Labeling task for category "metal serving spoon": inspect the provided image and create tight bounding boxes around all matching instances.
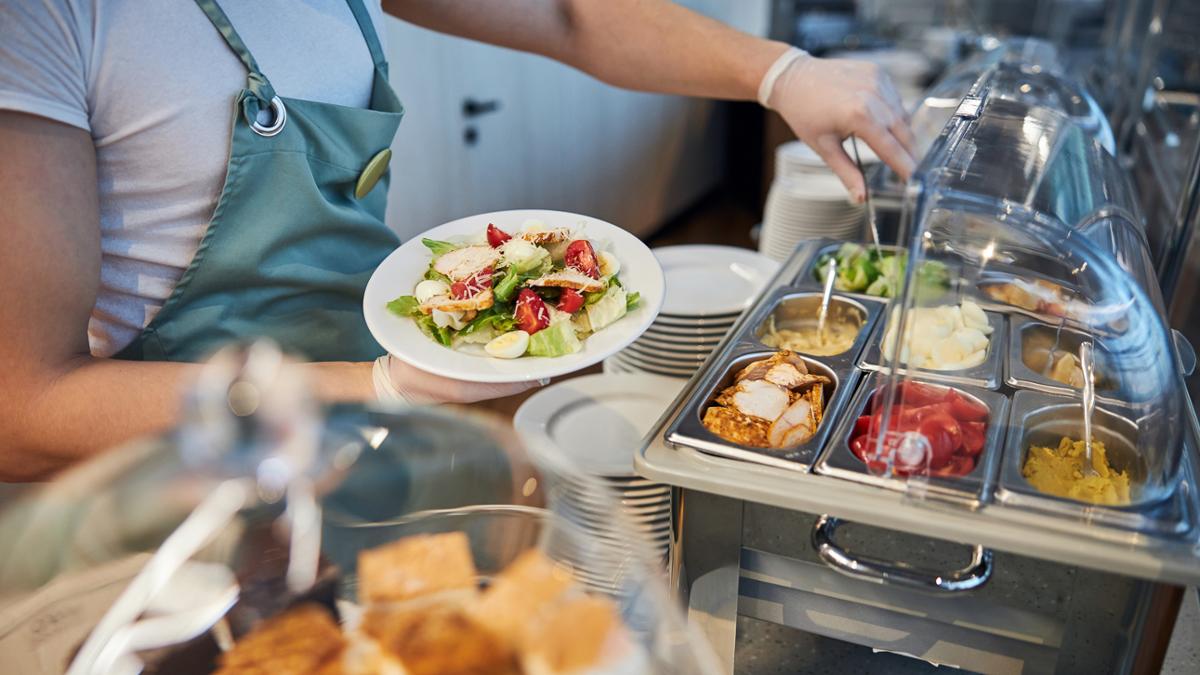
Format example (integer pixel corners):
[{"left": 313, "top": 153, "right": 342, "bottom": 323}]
[
  {"left": 1079, "top": 341, "right": 1099, "bottom": 478},
  {"left": 817, "top": 258, "right": 837, "bottom": 347}
]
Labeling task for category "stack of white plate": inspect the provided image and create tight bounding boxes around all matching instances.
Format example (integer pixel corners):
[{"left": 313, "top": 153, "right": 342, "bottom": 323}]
[
  {"left": 605, "top": 246, "right": 779, "bottom": 378},
  {"left": 514, "top": 374, "right": 686, "bottom": 572},
  {"left": 760, "top": 141, "right": 874, "bottom": 262}
]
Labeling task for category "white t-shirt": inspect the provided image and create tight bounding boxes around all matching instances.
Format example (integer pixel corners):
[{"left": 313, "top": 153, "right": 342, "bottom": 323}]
[{"left": 0, "top": 0, "right": 389, "bottom": 357}]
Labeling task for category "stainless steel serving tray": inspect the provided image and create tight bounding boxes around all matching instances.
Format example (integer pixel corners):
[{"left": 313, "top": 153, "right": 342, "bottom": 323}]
[
  {"left": 814, "top": 372, "right": 1009, "bottom": 509},
  {"left": 639, "top": 238, "right": 1200, "bottom": 585},
  {"left": 996, "top": 390, "right": 1194, "bottom": 535},
  {"left": 858, "top": 309, "right": 1007, "bottom": 391}
]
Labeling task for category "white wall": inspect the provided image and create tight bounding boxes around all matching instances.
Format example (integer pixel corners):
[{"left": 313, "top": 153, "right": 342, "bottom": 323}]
[{"left": 380, "top": 1, "right": 771, "bottom": 241}]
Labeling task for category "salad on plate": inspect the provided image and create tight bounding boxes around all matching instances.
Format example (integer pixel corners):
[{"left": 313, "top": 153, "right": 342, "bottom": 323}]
[{"left": 386, "top": 221, "right": 640, "bottom": 359}]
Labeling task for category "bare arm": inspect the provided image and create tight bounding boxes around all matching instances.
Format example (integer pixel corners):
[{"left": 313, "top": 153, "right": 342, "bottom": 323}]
[
  {"left": 382, "top": 0, "right": 914, "bottom": 198},
  {"left": 0, "top": 112, "right": 373, "bottom": 480},
  {"left": 384, "top": 0, "right": 783, "bottom": 101}
]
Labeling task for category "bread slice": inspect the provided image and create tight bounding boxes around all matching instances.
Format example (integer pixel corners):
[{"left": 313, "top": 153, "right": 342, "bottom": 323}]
[
  {"left": 215, "top": 604, "right": 344, "bottom": 675},
  {"left": 365, "top": 603, "right": 521, "bottom": 675},
  {"left": 469, "top": 550, "right": 574, "bottom": 644},
  {"left": 357, "top": 532, "right": 477, "bottom": 604},
  {"left": 520, "top": 595, "right": 626, "bottom": 674}
]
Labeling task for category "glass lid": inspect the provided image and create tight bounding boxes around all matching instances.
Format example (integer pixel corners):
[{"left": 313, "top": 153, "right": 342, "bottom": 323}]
[
  {"left": 886, "top": 37, "right": 1116, "bottom": 196},
  {"left": 0, "top": 343, "right": 717, "bottom": 675},
  {"left": 855, "top": 74, "right": 1188, "bottom": 515}
]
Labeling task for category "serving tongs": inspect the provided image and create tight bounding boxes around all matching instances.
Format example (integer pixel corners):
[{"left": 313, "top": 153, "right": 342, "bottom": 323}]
[
  {"left": 1079, "top": 341, "right": 1099, "bottom": 478},
  {"left": 850, "top": 136, "right": 883, "bottom": 261},
  {"left": 816, "top": 258, "right": 837, "bottom": 348}
]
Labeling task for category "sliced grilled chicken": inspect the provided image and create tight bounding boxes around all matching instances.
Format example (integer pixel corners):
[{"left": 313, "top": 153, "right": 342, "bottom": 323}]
[
  {"left": 767, "top": 395, "right": 819, "bottom": 448},
  {"left": 432, "top": 245, "right": 501, "bottom": 281},
  {"left": 519, "top": 227, "right": 572, "bottom": 245},
  {"left": 702, "top": 407, "right": 770, "bottom": 448},
  {"left": 735, "top": 351, "right": 809, "bottom": 383},
  {"left": 419, "top": 289, "right": 495, "bottom": 314},
  {"left": 526, "top": 269, "right": 605, "bottom": 293},
  {"left": 715, "top": 379, "right": 789, "bottom": 422}
]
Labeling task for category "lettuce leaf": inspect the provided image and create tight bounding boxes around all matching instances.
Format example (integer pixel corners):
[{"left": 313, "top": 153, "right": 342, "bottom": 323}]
[
  {"left": 422, "top": 238, "right": 459, "bottom": 257},
  {"left": 387, "top": 295, "right": 422, "bottom": 317},
  {"left": 625, "top": 291, "right": 641, "bottom": 311},
  {"left": 460, "top": 306, "right": 516, "bottom": 337},
  {"left": 415, "top": 315, "right": 453, "bottom": 346},
  {"left": 528, "top": 321, "right": 582, "bottom": 357}
]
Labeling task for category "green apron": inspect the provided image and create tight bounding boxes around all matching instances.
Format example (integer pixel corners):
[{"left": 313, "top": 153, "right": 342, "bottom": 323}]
[{"left": 115, "top": 0, "right": 403, "bottom": 363}]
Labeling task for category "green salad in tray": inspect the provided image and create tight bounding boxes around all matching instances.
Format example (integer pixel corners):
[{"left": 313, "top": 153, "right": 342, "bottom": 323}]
[
  {"left": 387, "top": 222, "right": 639, "bottom": 359},
  {"left": 814, "top": 242, "right": 949, "bottom": 299}
]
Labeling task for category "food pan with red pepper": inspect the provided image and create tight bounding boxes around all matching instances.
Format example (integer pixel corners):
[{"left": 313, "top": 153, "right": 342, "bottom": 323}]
[
  {"left": 815, "top": 373, "right": 1009, "bottom": 505},
  {"left": 666, "top": 349, "right": 863, "bottom": 472}
]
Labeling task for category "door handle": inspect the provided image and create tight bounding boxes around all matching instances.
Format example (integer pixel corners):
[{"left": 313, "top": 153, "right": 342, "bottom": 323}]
[
  {"left": 463, "top": 98, "right": 501, "bottom": 118},
  {"left": 811, "top": 515, "right": 993, "bottom": 593}
]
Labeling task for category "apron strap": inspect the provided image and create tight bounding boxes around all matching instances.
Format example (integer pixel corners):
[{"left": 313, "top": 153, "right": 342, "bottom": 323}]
[
  {"left": 343, "top": 0, "right": 390, "bottom": 77},
  {"left": 191, "top": 0, "right": 278, "bottom": 126}
]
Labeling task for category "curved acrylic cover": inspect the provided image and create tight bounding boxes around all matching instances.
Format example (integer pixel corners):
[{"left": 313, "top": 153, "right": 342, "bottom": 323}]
[
  {"left": 0, "top": 347, "right": 717, "bottom": 675},
  {"left": 891, "top": 37, "right": 1116, "bottom": 191},
  {"left": 863, "top": 70, "right": 1186, "bottom": 510}
]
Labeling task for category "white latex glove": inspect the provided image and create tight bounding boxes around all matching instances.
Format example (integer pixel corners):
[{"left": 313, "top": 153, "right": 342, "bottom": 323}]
[
  {"left": 372, "top": 354, "right": 544, "bottom": 405},
  {"left": 760, "top": 47, "right": 917, "bottom": 202}
]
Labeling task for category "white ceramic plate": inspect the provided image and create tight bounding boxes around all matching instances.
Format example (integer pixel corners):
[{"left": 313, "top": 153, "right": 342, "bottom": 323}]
[
  {"left": 513, "top": 373, "right": 686, "bottom": 477},
  {"left": 611, "top": 352, "right": 699, "bottom": 377},
  {"left": 653, "top": 246, "right": 779, "bottom": 317},
  {"left": 364, "top": 210, "right": 665, "bottom": 383}
]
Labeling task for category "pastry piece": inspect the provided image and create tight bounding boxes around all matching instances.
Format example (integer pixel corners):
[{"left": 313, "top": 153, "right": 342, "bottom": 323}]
[
  {"left": 469, "top": 550, "right": 575, "bottom": 644},
  {"left": 521, "top": 595, "right": 628, "bottom": 675},
  {"left": 215, "top": 604, "right": 344, "bottom": 675},
  {"left": 702, "top": 406, "right": 770, "bottom": 447},
  {"left": 365, "top": 603, "right": 521, "bottom": 675},
  {"left": 357, "top": 532, "right": 477, "bottom": 604}
]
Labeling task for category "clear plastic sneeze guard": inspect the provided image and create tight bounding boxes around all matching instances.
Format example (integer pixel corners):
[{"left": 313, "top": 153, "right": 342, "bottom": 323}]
[
  {"left": 866, "top": 64, "right": 1187, "bottom": 516},
  {"left": 0, "top": 343, "right": 719, "bottom": 675}
]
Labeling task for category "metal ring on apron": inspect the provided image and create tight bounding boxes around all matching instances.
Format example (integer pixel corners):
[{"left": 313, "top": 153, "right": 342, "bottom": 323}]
[{"left": 250, "top": 96, "right": 288, "bottom": 137}]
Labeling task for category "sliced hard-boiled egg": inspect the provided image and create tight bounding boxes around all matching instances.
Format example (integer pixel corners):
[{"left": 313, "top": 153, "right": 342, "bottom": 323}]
[
  {"left": 597, "top": 250, "right": 621, "bottom": 278},
  {"left": 485, "top": 330, "right": 530, "bottom": 359},
  {"left": 960, "top": 300, "right": 990, "bottom": 332},
  {"left": 521, "top": 219, "right": 548, "bottom": 233},
  {"left": 414, "top": 279, "right": 450, "bottom": 303},
  {"left": 432, "top": 309, "right": 468, "bottom": 330}
]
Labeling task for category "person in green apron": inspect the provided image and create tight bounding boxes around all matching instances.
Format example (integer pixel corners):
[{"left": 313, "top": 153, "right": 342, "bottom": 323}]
[{"left": 0, "top": 0, "right": 914, "bottom": 481}]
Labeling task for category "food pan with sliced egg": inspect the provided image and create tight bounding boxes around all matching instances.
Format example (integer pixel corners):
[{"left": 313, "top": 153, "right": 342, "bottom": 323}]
[{"left": 857, "top": 298, "right": 1007, "bottom": 390}]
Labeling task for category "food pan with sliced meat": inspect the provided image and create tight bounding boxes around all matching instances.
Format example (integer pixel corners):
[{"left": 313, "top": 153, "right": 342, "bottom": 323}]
[{"left": 700, "top": 351, "right": 833, "bottom": 450}]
